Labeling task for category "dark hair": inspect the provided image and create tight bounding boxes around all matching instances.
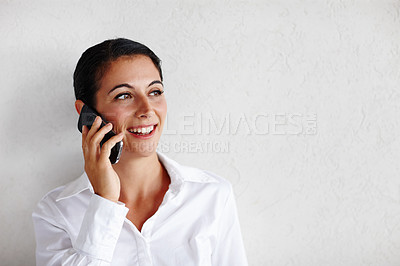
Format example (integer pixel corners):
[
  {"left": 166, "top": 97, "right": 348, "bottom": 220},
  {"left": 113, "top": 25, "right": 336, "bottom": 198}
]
[{"left": 73, "top": 38, "right": 163, "bottom": 108}]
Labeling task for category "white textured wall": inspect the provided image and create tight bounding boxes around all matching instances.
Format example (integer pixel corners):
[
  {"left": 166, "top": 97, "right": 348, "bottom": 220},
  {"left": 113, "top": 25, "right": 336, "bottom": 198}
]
[{"left": 1, "top": 1, "right": 400, "bottom": 265}]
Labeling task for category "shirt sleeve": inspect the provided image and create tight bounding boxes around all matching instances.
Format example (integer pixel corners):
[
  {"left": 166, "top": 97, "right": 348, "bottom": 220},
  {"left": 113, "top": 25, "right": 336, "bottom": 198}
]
[
  {"left": 212, "top": 185, "right": 248, "bottom": 266},
  {"left": 32, "top": 194, "right": 129, "bottom": 265}
]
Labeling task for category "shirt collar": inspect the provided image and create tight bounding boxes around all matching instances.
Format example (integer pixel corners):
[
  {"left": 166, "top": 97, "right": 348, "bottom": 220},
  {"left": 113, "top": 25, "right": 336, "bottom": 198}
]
[
  {"left": 56, "top": 152, "right": 218, "bottom": 201},
  {"left": 55, "top": 172, "right": 93, "bottom": 202},
  {"left": 157, "top": 152, "right": 219, "bottom": 194}
]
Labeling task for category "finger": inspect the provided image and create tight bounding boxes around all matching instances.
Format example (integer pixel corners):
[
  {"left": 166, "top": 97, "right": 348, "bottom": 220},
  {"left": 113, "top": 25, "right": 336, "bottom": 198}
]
[
  {"left": 81, "top": 125, "right": 89, "bottom": 155},
  {"left": 86, "top": 124, "right": 112, "bottom": 162},
  {"left": 90, "top": 122, "right": 114, "bottom": 147},
  {"left": 82, "top": 125, "right": 88, "bottom": 140},
  {"left": 84, "top": 117, "right": 104, "bottom": 161},
  {"left": 85, "top": 117, "right": 104, "bottom": 153},
  {"left": 85, "top": 116, "right": 103, "bottom": 143},
  {"left": 99, "top": 132, "right": 124, "bottom": 162}
]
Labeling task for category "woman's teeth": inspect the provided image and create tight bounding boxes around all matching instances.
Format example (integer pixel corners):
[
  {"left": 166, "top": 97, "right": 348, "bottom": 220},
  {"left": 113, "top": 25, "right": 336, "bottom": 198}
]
[{"left": 128, "top": 125, "right": 154, "bottom": 135}]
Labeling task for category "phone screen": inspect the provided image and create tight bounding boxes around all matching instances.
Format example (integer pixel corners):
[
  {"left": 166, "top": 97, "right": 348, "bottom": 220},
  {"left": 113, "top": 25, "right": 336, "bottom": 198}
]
[{"left": 77, "top": 105, "right": 123, "bottom": 164}]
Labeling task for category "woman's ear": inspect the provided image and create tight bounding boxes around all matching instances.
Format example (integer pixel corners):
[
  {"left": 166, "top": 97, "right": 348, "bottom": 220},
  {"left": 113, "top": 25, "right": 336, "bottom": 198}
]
[{"left": 75, "top": 100, "right": 85, "bottom": 115}]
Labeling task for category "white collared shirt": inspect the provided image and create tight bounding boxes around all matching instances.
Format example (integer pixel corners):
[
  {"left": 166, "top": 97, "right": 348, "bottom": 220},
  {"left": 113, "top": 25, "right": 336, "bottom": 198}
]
[{"left": 32, "top": 153, "right": 248, "bottom": 265}]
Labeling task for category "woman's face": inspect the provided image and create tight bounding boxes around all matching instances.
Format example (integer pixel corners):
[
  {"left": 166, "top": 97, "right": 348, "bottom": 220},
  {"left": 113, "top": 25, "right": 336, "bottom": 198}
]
[{"left": 94, "top": 55, "right": 167, "bottom": 157}]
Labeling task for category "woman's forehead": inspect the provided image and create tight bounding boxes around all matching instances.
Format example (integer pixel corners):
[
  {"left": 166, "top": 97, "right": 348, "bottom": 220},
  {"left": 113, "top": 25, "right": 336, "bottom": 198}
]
[{"left": 98, "top": 56, "right": 161, "bottom": 91}]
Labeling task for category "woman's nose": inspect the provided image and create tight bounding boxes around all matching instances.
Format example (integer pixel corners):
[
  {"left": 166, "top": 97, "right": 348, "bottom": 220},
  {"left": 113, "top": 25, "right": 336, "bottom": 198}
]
[{"left": 134, "top": 96, "right": 154, "bottom": 118}]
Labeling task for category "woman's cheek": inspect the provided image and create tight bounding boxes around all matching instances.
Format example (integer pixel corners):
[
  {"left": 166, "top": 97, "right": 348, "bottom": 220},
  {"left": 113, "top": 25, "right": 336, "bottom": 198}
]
[
  {"left": 157, "top": 99, "right": 167, "bottom": 120},
  {"left": 103, "top": 107, "right": 127, "bottom": 132}
]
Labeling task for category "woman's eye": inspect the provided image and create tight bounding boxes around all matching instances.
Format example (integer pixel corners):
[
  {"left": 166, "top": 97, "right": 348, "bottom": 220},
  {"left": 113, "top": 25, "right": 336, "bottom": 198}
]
[
  {"left": 115, "top": 93, "right": 131, "bottom": 100},
  {"left": 149, "top": 90, "right": 164, "bottom": 96}
]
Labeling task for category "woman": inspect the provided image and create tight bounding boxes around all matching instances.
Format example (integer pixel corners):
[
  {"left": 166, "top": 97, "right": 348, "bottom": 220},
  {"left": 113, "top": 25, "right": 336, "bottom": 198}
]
[{"left": 32, "top": 38, "right": 248, "bottom": 265}]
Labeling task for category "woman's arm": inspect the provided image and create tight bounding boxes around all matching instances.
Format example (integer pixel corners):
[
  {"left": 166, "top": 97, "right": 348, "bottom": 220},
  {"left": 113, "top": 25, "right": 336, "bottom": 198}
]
[
  {"left": 32, "top": 193, "right": 128, "bottom": 265},
  {"left": 32, "top": 112, "right": 127, "bottom": 265}
]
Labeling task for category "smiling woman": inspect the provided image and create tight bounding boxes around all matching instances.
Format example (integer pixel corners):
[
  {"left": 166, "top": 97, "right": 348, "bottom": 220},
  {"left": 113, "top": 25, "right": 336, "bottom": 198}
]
[{"left": 32, "top": 38, "right": 248, "bottom": 266}]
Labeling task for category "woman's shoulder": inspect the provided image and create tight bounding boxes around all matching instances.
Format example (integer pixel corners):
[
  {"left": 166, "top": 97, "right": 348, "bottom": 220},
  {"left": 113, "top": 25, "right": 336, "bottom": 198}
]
[
  {"left": 167, "top": 163, "right": 237, "bottom": 220},
  {"left": 196, "top": 168, "right": 233, "bottom": 190}
]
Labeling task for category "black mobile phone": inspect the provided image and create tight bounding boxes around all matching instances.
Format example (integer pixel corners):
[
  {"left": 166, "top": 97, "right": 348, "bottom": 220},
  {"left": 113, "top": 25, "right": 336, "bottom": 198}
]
[{"left": 77, "top": 104, "right": 123, "bottom": 164}]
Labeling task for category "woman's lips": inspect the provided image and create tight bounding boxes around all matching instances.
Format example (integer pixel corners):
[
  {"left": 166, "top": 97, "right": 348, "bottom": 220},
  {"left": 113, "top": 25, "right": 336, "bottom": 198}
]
[{"left": 126, "top": 124, "right": 157, "bottom": 139}]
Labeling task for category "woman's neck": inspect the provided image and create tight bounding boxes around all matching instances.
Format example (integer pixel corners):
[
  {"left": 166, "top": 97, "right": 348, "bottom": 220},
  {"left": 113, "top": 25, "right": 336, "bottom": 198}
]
[{"left": 112, "top": 152, "right": 170, "bottom": 203}]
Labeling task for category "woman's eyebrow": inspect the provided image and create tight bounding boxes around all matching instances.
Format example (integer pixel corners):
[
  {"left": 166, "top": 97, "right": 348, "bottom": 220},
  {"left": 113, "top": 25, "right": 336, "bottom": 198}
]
[
  {"left": 148, "top": 80, "right": 163, "bottom": 87},
  {"left": 108, "top": 81, "right": 163, "bottom": 94},
  {"left": 108, "top": 83, "right": 134, "bottom": 94}
]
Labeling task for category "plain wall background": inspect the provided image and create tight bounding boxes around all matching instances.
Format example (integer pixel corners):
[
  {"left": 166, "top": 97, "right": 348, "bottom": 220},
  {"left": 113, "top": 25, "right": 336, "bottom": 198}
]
[{"left": 1, "top": 1, "right": 400, "bottom": 265}]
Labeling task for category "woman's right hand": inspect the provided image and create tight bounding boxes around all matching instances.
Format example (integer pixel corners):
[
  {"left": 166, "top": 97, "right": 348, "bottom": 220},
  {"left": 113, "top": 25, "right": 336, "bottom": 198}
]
[{"left": 81, "top": 116, "right": 124, "bottom": 203}]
